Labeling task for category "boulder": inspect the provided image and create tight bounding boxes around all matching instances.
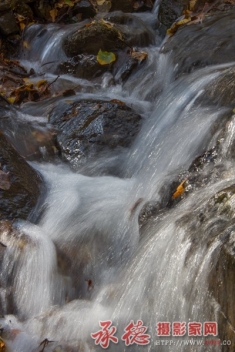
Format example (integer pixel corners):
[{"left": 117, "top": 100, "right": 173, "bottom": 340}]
[
  {"left": 0, "top": 12, "right": 19, "bottom": 36},
  {"left": 158, "top": 0, "right": 188, "bottom": 31},
  {"left": 161, "top": 9, "right": 235, "bottom": 76},
  {"left": 62, "top": 20, "right": 126, "bottom": 57},
  {"left": 49, "top": 99, "right": 142, "bottom": 169},
  {"left": 197, "top": 67, "right": 235, "bottom": 108},
  {"left": 71, "top": 0, "right": 97, "bottom": 20},
  {"left": 110, "top": 0, "right": 133, "bottom": 13},
  {"left": 207, "top": 186, "right": 235, "bottom": 351},
  {"left": 0, "top": 132, "right": 42, "bottom": 220}
]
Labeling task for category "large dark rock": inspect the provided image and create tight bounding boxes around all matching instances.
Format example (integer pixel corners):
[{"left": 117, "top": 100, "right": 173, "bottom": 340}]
[
  {"left": 58, "top": 54, "right": 108, "bottom": 80},
  {"left": 49, "top": 99, "right": 142, "bottom": 169},
  {"left": 71, "top": 0, "right": 97, "bottom": 19},
  {"left": 0, "top": 132, "right": 41, "bottom": 220},
  {"left": 62, "top": 20, "right": 127, "bottom": 57},
  {"left": 162, "top": 9, "right": 235, "bottom": 77},
  {"left": 198, "top": 67, "right": 235, "bottom": 108},
  {"left": 207, "top": 186, "right": 235, "bottom": 351},
  {"left": 110, "top": 0, "right": 134, "bottom": 13},
  {"left": 158, "top": 0, "right": 188, "bottom": 31},
  {"left": 0, "top": 12, "right": 19, "bottom": 36},
  {"left": 60, "top": 18, "right": 149, "bottom": 81}
]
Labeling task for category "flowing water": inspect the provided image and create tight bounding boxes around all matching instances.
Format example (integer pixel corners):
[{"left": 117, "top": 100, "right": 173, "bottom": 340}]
[{"left": 1, "top": 6, "right": 235, "bottom": 352}]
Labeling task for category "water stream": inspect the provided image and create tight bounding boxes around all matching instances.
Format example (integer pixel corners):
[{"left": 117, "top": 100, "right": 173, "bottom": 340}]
[{"left": 0, "top": 5, "right": 234, "bottom": 352}]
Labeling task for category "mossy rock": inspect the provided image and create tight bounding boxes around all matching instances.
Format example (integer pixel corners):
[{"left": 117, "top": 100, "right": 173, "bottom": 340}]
[{"left": 62, "top": 20, "right": 126, "bottom": 57}]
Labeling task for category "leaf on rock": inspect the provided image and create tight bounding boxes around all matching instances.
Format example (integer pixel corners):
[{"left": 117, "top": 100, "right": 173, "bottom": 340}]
[
  {"left": 0, "top": 338, "right": 5, "bottom": 352},
  {"left": 97, "top": 0, "right": 106, "bottom": 4},
  {"left": 131, "top": 50, "right": 148, "bottom": 62},
  {"left": 50, "top": 8, "right": 58, "bottom": 22},
  {"left": 97, "top": 49, "right": 116, "bottom": 65},
  {"left": 36, "top": 79, "right": 47, "bottom": 88},
  {"left": 167, "top": 17, "right": 191, "bottom": 36},
  {"left": 64, "top": 0, "right": 74, "bottom": 6},
  {"left": 172, "top": 179, "right": 187, "bottom": 199},
  {"left": 23, "top": 41, "right": 31, "bottom": 49}
]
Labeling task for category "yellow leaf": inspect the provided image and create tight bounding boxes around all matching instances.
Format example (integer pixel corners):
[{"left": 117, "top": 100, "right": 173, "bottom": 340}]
[
  {"left": 20, "top": 22, "right": 26, "bottom": 31},
  {"left": 97, "top": 0, "right": 106, "bottom": 4},
  {"left": 23, "top": 41, "right": 30, "bottom": 49},
  {"left": 172, "top": 179, "right": 187, "bottom": 199},
  {"left": 233, "top": 108, "right": 235, "bottom": 114},
  {"left": 50, "top": 8, "right": 58, "bottom": 22},
  {"left": 16, "top": 14, "right": 26, "bottom": 22},
  {"left": 97, "top": 49, "right": 116, "bottom": 65},
  {"left": 189, "top": 0, "right": 197, "bottom": 10},
  {"left": 167, "top": 17, "right": 191, "bottom": 36},
  {"left": 7, "top": 97, "right": 16, "bottom": 104},
  {"left": 64, "top": 0, "right": 74, "bottom": 6},
  {"left": 37, "top": 79, "right": 47, "bottom": 88}
]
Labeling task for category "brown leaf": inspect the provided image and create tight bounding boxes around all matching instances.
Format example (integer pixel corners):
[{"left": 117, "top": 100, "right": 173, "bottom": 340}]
[
  {"left": 0, "top": 338, "right": 5, "bottom": 352},
  {"left": 172, "top": 179, "right": 187, "bottom": 199},
  {"left": 131, "top": 50, "right": 148, "bottom": 62},
  {"left": 49, "top": 8, "right": 58, "bottom": 22}
]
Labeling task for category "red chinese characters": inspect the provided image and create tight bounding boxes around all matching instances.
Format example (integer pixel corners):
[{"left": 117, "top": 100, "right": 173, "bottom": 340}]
[
  {"left": 172, "top": 322, "right": 186, "bottom": 336},
  {"left": 203, "top": 322, "right": 217, "bottom": 336},
  {"left": 121, "top": 320, "right": 150, "bottom": 346},
  {"left": 188, "top": 322, "right": 202, "bottom": 336},
  {"left": 91, "top": 320, "right": 118, "bottom": 348},
  {"left": 156, "top": 322, "right": 171, "bottom": 336}
]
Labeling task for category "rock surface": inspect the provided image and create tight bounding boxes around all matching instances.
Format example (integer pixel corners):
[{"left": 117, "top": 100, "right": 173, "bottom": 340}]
[
  {"left": 162, "top": 9, "right": 235, "bottom": 76},
  {"left": 0, "top": 132, "right": 41, "bottom": 220},
  {"left": 49, "top": 99, "right": 142, "bottom": 169},
  {"left": 62, "top": 20, "right": 126, "bottom": 57}
]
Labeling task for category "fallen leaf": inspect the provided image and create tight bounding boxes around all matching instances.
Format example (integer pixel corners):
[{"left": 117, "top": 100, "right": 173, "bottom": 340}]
[
  {"left": 131, "top": 50, "right": 148, "bottom": 62},
  {"left": 20, "top": 22, "right": 26, "bottom": 31},
  {"left": 167, "top": 17, "right": 191, "bottom": 36},
  {"left": 23, "top": 41, "right": 30, "bottom": 49},
  {"left": 187, "top": 13, "right": 205, "bottom": 25},
  {"left": 97, "top": 0, "right": 106, "bottom": 4},
  {"left": 0, "top": 337, "right": 5, "bottom": 351},
  {"left": 7, "top": 97, "right": 15, "bottom": 104},
  {"left": 64, "top": 0, "right": 74, "bottom": 6},
  {"left": 36, "top": 79, "right": 47, "bottom": 88},
  {"left": 50, "top": 8, "right": 58, "bottom": 22},
  {"left": 172, "top": 179, "right": 187, "bottom": 199},
  {"left": 97, "top": 49, "right": 116, "bottom": 65}
]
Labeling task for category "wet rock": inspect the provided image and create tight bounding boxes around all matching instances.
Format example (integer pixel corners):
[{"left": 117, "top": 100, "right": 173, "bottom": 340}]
[
  {"left": 162, "top": 9, "right": 235, "bottom": 76},
  {"left": 207, "top": 186, "right": 235, "bottom": 351},
  {"left": 71, "top": 0, "right": 97, "bottom": 20},
  {"left": 110, "top": 0, "right": 134, "bottom": 13},
  {"left": 62, "top": 20, "right": 126, "bottom": 57},
  {"left": 0, "top": 132, "right": 42, "bottom": 220},
  {"left": 158, "top": 0, "right": 188, "bottom": 31},
  {"left": 49, "top": 99, "right": 142, "bottom": 169},
  {"left": 0, "top": 12, "right": 19, "bottom": 36},
  {"left": 103, "top": 11, "right": 155, "bottom": 47},
  {"left": 58, "top": 54, "right": 107, "bottom": 80},
  {"left": 198, "top": 67, "right": 235, "bottom": 108}
]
